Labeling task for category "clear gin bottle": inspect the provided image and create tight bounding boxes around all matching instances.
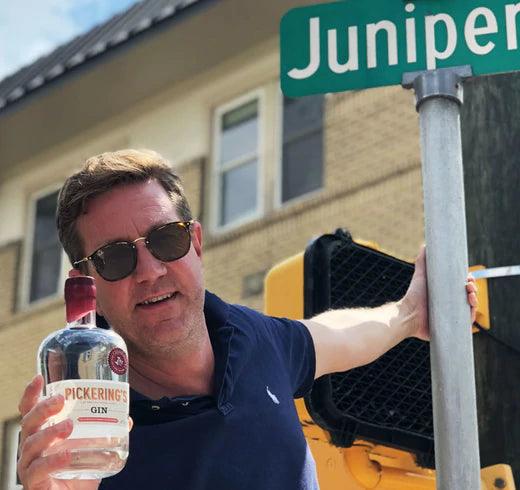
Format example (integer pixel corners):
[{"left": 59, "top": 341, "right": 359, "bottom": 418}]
[{"left": 37, "top": 276, "right": 129, "bottom": 479}]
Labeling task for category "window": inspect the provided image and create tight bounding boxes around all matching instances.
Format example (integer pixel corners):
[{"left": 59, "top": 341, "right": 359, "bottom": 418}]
[
  {"left": 23, "top": 189, "right": 64, "bottom": 306},
  {"left": 213, "top": 94, "right": 262, "bottom": 229},
  {"left": 2, "top": 420, "right": 22, "bottom": 490},
  {"left": 280, "top": 95, "right": 324, "bottom": 204}
]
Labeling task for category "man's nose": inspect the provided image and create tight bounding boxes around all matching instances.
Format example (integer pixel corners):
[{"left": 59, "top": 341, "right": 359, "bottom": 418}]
[{"left": 133, "top": 241, "right": 167, "bottom": 283}]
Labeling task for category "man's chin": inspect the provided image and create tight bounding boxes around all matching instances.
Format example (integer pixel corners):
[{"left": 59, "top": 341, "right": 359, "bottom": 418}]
[{"left": 136, "top": 322, "right": 192, "bottom": 355}]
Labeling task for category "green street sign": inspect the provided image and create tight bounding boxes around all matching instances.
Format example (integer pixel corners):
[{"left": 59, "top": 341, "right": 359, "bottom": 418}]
[{"left": 281, "top": 0, "right": 520, "bottom": 96}]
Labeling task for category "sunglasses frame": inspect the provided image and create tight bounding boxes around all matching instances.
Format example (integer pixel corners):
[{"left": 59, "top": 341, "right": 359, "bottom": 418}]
[{"left": 73, "top": 220, "right": 194, "bottom": 281}]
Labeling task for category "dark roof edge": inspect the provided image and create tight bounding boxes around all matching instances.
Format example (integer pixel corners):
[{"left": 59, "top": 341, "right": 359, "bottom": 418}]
[{"left": 0, "top": 0, "right": 210, "bottom": 115}]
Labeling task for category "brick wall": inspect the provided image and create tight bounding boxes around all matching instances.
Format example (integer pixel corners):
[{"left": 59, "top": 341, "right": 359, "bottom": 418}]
[
  {"left": 0, "top": 241, "right": 21, "bottom": 323},
  {"left": 177, "top": 157, "right": 204, "bottom": 222},
  {"left": 325, "top": 87, "right": 420, "bottom": 196},
  {"left": 0, "top": 301, "right": 64, "bottom": 483},
  {"left": 204, "top": 165, "right": 423, "bottom": 311}
]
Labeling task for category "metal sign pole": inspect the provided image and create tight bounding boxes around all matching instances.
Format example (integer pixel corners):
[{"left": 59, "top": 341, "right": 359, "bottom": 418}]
[{"left": 403, "top": 67, "right": 481, "bottom": 489}]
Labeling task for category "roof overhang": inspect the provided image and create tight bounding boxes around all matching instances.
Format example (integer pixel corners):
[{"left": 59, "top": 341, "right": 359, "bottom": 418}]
[{"left": 0, "top": 0, "right": 320, "bottom": 172}]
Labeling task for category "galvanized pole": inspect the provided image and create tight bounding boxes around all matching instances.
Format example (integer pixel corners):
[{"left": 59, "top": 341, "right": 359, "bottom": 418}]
[{"left": 402, "top": 67, "right": 481, "bottom": 489}]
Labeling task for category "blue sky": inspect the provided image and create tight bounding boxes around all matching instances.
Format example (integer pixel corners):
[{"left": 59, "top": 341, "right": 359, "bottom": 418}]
[{"left": 0, "top": 0, "right": 140, "bottom": 81}]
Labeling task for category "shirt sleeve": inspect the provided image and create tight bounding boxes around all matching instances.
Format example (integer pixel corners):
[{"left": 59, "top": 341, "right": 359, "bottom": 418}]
[{"left": 261, "top": 316, "right": 316, "bottom": 398}]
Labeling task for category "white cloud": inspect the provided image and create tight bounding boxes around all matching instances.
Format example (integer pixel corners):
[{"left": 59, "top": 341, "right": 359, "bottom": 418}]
[
  {"left": 0, "top": 0, "right": 138, "bottom": 81},
  {"left": 0, "top": 0, "right": 80, "bottom": 79}
]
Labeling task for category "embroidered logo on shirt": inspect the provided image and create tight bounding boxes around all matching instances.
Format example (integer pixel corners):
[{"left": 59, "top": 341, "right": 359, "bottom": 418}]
[{"left": 266, "top": 386, "right": 280, "bottom": 405}]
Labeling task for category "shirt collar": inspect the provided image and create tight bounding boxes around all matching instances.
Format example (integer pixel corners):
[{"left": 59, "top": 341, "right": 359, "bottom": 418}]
[
  {"left": 98, "top": 291, "right": 236, "bottom": 416},
  {"left": 203, "top": 290, "right": 234, "bottom": 413}
]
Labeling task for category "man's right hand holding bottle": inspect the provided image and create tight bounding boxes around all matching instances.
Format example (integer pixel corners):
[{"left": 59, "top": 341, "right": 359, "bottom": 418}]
[{"left": 17, "top": 374, "right": 100, "bottom": 490}]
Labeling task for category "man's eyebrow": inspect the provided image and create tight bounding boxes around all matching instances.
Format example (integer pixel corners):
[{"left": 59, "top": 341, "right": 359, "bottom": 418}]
[
  {"left": 90, "top": 236, "right": 131, "bottom": 253},
  {"left": 90, "top": 222, "right": 171, "bottom": 252}
]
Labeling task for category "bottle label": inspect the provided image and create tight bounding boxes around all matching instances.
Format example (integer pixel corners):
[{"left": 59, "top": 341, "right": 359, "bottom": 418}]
[{"left": 45, "top": 380, "right": 129, "bottom": 439}]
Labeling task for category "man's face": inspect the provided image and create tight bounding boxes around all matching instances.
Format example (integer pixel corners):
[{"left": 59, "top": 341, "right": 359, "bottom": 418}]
[{"left": 75, "top": 179, "right": 205, "bottom": 360}]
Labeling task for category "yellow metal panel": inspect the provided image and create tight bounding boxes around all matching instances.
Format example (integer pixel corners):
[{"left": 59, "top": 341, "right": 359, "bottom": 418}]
[
  {"left": 307, "top": 438, "right": 367, "bottom": 490},
  {"left": 469, "top": 265, "right": 491, "bottom": 330},
  {"left": 481, "top": 464, "right": 516, "bottom": 490},
  {"left": 264, "top": 252, "right": 304, "bottom": 320}
]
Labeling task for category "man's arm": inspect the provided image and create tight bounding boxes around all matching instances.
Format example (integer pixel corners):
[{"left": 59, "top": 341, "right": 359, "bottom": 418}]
[{"left": 300, "top": 247, "right": 478, "bottom": 379}]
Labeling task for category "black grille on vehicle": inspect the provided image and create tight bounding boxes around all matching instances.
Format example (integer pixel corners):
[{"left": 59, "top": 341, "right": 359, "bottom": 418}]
[{"left": 304, "top": 229, "right": 435, "bottom": 468}]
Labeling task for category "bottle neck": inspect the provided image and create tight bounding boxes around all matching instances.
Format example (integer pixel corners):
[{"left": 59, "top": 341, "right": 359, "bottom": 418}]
[{"left": 68, "top": 309, "right": 96, "bottom": 329}]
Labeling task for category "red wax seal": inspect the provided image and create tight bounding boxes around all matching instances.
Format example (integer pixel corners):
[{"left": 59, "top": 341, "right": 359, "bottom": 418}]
[
  {"left": 108, "top": 348, "right": 128, "bottom": 375},
  {"left": 65, "top": 276, "right": 96, "bottom": 322}
]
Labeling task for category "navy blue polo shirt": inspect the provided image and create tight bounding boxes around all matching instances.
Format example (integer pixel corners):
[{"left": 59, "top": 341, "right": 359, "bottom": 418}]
[{"left": 99, "top": 291, "right": 318, "bottom": 490}]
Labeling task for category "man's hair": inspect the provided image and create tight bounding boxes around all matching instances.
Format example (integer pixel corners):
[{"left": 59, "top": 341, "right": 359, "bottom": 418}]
[{"left": 57, "top": 149, "right": 193, "bottom": 269}]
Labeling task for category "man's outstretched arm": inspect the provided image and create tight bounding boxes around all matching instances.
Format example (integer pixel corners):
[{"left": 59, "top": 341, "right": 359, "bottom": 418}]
[{"left": 300, "top": 247, "right": 478, "bottom": 379}]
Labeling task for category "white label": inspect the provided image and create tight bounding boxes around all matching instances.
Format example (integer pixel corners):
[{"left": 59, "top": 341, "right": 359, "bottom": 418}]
[{"left": 45, "top": 380, "right": 129, "bottom": 439}]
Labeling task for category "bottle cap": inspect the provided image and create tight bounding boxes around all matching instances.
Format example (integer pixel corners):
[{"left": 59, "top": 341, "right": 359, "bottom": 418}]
[{"left": 65, "top": 276, "right": 96, "bottom": 323}]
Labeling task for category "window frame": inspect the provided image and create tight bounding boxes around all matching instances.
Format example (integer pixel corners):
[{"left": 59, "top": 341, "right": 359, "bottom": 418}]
[
  {"left": 274, "top": 90, "right": 325, "bottom": 209},
  {"left": 2, "top": 419, "right": 22, "bottom": 490},
  {"left": 19, "top": 184, "right": 68, "bottom": 311},
  {"left": 210, "top": 89, "right": 265, "bottom": 234}
]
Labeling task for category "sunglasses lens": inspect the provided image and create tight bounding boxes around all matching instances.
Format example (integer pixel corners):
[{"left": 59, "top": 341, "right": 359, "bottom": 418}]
[
  {"left": 92, "top": 243, "right": 137, "bottom": 281},
  {"left": 148, "top": 222, "right": 191, "bottom": 262}
]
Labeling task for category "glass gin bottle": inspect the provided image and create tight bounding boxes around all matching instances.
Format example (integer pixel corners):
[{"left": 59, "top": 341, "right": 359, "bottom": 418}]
[{"left": 38, "top": 276, "right": 129, "bottom": 479}]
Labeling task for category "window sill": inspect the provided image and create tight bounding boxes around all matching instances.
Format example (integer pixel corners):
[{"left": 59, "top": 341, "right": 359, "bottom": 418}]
[
  {"left": 1, "top": 294, "right": 64, "bottom": 330},
  {"left": 209, "top": 209, "right": 263, "bottom": 237},
  {"left": 205, "top": 189, "right": 325, "bottom": 250},
  {"left": 276, "top": 187, "right": 324, "bottom": 211}
]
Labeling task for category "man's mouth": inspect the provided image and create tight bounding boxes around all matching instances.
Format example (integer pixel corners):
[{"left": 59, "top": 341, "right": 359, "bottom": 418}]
[{"left": 137, "top": 292, "right": 177, "bottom": 307}]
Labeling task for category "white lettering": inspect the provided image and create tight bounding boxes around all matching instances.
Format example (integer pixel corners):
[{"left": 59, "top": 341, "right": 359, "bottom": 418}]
[
  {"left": 425, "top": 14, "right": 457, "bottom": 70},
  {"left": 328, "top": 26, "right": 359, "bottom": 73},
  {"left": 465, "top": 8, "right": 497, "bottom": 55},
  {"left": 288, "top": 17, "right": 320, "bottom": 80},
  {"left": 506, "top": 3, "right": 520, "bottom": 50},
  {"left": 366, "top": 20, "right": 398, "bottom": 69},
  {"left": 405, "top": 3, "right": 417, "bottom": 63}
]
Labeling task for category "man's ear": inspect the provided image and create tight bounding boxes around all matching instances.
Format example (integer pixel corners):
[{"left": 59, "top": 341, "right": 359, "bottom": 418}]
[{"left": 191, "top": 221, "right": 203, "bottom": 258}]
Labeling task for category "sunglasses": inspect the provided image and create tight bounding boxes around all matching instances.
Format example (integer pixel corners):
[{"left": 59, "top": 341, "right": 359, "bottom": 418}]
[{"left": 73, "top": 220, "right": 194, "bottom": 281}]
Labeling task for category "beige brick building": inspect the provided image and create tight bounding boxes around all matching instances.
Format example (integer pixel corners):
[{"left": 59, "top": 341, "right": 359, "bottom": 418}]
[{"left": 0, "top": 1, "right": 423, "bottom": 487}]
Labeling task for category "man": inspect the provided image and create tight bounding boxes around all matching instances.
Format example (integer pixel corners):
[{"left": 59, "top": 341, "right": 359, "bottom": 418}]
[{"left": 17, "top": 149, "right": 478, "bottom": 489}]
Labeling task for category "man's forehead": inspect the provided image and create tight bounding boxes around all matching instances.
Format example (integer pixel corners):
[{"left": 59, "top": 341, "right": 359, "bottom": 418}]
[
  {"left": 77, "top": 181, "right": 178, "bottom": 249},
  {"left": 84, "top": 180, "right": 173, "bottom": 213}
]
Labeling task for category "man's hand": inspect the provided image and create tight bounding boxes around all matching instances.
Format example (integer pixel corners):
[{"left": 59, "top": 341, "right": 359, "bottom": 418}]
[
  {"left": 401, "top": 246, "right": 479, "bottom": 341},
  {"left": 17, "top": 374, "right": 100, "bottom": 490}
]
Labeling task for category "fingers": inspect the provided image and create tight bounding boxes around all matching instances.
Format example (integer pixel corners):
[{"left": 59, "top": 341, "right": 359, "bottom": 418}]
[
  {"left": 18, "top": 394, "right": 67, "bottom": 484},
  {"left": 68, "top": 268, "right": 82, "bottom": 278},
  {"left": 414, "top": 245, "right": 426, "bottom": 274},
  {"left": 18, "top": 375, "right": 43, "bottom": 418},
  {"left": 412, "top": 247, "right": 478, "bottom": 324},
  {"left": 17, "top": 378, "right": 72, "bottom": 488},
  {"left": 21, "top": 450, "right": 72, "bottom": 489},
  {"left": 465, "top": 275, "right": 478, "bottom": 323},
  {"left": 18, "top": 419, "right": 72, "bottom": 476},
  {"left": 467, "top": 291, "right": 478, "bottom": 307},
  {"left": 20, "top": 395, "right": 65, "bottom": 447},
  {"left": 466, "top": 281, "right": 478, "bottom": 295}
]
